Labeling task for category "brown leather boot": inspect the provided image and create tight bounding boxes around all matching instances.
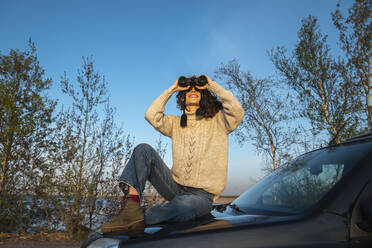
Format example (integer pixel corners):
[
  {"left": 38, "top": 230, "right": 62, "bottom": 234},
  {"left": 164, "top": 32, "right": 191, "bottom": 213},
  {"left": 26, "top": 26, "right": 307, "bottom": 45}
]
[{"left": 101, "top": 198, "right": 145, "bottom": 233}]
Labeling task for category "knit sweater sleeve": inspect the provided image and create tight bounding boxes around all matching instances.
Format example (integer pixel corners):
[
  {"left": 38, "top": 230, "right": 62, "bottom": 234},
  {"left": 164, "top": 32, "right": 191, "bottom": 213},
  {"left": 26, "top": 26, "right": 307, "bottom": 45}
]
[
  {"left": 145, "top": 89, "right": 176, "bottom": 138},
  {"left": 208, "top": 80, "right": 245, "bottom": 134}
]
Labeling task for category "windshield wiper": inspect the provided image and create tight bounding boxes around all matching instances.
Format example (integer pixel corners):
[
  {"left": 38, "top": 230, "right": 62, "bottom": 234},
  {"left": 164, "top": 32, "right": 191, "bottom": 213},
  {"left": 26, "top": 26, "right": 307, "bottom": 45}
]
[{"left": 229, "top": 203, "right": 246, "bottom": 214}]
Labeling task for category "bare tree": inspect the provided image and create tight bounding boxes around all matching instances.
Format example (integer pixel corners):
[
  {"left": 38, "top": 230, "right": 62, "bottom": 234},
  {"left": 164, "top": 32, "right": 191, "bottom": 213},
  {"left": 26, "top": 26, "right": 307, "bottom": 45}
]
[
  {"left": 92, "top": 103, "right": 134, "bottom": 227},
  {"left": 51, "top": 56, "right": 133, "bottom": 239},
  {"left": 216, "top": 60, "right": 298, "bottom": 171}
]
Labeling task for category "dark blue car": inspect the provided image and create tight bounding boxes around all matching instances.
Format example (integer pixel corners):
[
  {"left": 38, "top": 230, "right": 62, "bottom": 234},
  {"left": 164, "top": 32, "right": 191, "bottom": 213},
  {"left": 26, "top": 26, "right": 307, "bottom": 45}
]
[{"left": 82, "top": 133, "right": 372, "bottom": 248}]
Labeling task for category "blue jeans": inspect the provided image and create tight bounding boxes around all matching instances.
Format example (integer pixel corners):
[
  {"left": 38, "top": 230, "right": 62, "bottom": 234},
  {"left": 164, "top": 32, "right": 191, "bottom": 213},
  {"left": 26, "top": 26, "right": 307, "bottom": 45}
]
[{"left": 120, "top": 143, "right": 214, "bottom": 225}]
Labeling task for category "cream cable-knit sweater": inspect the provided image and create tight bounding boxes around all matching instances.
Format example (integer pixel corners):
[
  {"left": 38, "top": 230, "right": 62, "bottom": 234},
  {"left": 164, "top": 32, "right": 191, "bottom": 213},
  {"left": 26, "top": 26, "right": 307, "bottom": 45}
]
[{"left": 145, "top": 80, "right": 244, "bottom": 199}]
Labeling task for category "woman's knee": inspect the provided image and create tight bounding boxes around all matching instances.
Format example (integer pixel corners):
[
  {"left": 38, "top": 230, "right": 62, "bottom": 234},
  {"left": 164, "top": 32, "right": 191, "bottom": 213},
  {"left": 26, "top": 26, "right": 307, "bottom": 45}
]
[
  {"left": 132, "top": 143, "right": 158, "bottom": 171},
  {"left": 133, "top": 143, "right": 153, "bottom": 154}
]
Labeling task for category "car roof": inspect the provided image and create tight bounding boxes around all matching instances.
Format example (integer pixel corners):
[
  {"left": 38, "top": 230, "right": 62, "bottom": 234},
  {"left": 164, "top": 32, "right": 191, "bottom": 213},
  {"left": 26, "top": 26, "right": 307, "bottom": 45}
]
[
  {"left": 344, "top": 132, "right": 372, "bottom": 143},
  {"left": 320, "top": 132, "right": 372, "bottom": 150}
]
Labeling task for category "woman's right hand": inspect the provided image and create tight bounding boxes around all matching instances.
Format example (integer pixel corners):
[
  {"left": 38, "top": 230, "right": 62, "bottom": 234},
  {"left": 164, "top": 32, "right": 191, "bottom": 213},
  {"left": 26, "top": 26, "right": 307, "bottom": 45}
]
[{"left": 169, "top": 78, "right": 190, "bottom": 93}]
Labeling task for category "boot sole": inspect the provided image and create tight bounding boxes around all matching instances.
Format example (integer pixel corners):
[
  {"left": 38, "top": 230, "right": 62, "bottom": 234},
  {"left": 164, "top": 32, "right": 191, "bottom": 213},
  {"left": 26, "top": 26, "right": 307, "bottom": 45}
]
[{"left": 101, "top": 219, "right": 145, "bottom": 234}]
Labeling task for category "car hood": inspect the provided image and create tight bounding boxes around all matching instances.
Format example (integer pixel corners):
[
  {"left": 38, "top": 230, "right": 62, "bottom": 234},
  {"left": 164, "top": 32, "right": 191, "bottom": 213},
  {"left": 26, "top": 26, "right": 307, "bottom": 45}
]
[
  {"left": 143, "top": 213, "right": 273, "bottom": 236},
  {"left": 87, "top": 205, "right": 294, "bottom": 248}
]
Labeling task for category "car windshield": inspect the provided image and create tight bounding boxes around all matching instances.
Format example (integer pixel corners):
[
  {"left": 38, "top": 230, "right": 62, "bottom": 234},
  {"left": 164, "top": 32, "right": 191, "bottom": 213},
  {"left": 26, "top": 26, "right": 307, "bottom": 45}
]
[{"left": 232, "top": 140, "right": 371, "bottom": 216}]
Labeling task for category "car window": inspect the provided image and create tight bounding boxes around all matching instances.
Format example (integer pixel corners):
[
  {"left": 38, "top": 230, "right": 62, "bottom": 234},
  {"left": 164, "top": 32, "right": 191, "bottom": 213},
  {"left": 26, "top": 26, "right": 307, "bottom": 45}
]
[
  {"left": 261, "top": 163, "right": 344, "bottom": 208},
  {"left": 233, "top": 140, "right": 371, "bottom": 216}
]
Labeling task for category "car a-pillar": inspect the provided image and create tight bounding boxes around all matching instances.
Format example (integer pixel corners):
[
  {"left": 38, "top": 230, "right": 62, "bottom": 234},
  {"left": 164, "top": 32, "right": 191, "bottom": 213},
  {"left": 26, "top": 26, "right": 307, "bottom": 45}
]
[{"left": 349, "top": 179, "right": 372, "bottom": 247}]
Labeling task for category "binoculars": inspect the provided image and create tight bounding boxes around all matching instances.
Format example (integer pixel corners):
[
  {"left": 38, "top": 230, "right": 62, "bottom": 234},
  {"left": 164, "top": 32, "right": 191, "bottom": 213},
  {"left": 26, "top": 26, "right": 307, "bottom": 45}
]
[{"left": 178, "top": 75, "right": 208, "bottom": 88}]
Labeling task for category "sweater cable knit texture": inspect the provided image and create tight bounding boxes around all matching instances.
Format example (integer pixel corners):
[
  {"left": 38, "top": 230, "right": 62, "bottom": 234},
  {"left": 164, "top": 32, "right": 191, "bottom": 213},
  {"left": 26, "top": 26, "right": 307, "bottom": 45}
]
[{"left": 145, "top": 80, "right": 244, "bottom": 200}]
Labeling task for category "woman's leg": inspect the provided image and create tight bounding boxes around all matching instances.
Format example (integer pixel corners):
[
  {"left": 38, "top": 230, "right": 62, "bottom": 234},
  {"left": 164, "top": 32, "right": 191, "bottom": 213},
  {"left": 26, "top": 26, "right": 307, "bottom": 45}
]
[
  {"left": 129, "top": 187, "right": 138, "bottom": 195},
  {"left": 102, "top": 143, "right": 181, "bottom": 233},
  {"left": 118, "top": 143, "right": 214, "bottom": 225},
  {"left": 145, "top": 193, "right": 213, "bottom": 225},
  {"left": 119, "top": 143, "right": 183, "bottom": 200}
]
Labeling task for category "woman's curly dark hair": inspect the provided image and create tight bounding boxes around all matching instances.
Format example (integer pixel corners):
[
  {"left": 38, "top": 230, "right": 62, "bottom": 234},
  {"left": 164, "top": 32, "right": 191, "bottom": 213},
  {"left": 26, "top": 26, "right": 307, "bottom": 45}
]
[{"left": 176, "top": 89, "right": 223, "bottom": 126}]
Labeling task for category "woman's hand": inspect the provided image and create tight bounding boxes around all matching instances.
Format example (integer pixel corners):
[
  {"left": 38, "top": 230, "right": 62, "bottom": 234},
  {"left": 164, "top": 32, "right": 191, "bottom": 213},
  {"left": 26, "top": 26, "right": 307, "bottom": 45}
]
[
  {"left": 195, "top": 74, "right": 211, "bottom": 90},
  {"left": 169, "top": 78, "right": 190, "bottom": 93}
]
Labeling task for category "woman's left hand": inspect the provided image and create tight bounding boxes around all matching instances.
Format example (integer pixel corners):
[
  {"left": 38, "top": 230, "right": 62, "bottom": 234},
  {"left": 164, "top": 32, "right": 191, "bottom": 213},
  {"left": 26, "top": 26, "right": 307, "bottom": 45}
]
[{"left": 195, "top": 74, "right": 211, "bottom": 90}]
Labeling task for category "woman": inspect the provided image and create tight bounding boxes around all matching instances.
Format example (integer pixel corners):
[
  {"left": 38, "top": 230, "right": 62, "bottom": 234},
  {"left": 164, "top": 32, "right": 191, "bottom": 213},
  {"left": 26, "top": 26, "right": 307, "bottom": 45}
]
[{"left": 101, "top": 74, "right": 244, "bottom": 233}]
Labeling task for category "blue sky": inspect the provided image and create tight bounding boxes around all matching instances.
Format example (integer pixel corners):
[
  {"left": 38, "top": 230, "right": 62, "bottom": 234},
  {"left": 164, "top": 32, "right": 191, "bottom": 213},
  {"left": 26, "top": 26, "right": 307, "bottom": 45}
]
[{"left": 0, "top": 0, "right": 353, "bottom": 195}]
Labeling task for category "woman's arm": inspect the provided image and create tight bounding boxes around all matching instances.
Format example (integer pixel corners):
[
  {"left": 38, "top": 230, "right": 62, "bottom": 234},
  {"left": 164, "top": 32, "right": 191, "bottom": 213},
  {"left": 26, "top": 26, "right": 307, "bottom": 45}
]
[
  {"left": 144, "top": 79, "right": 189, "bottom": 137},
  {"left": 202, "top": 75, "right": 245, "bottom": 134}
]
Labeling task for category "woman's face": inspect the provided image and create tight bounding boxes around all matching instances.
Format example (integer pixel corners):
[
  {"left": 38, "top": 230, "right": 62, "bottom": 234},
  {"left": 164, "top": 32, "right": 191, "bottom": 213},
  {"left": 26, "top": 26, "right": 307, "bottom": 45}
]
[{"left": 185, "top": 87, "right": 201, "bottom": 107}]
